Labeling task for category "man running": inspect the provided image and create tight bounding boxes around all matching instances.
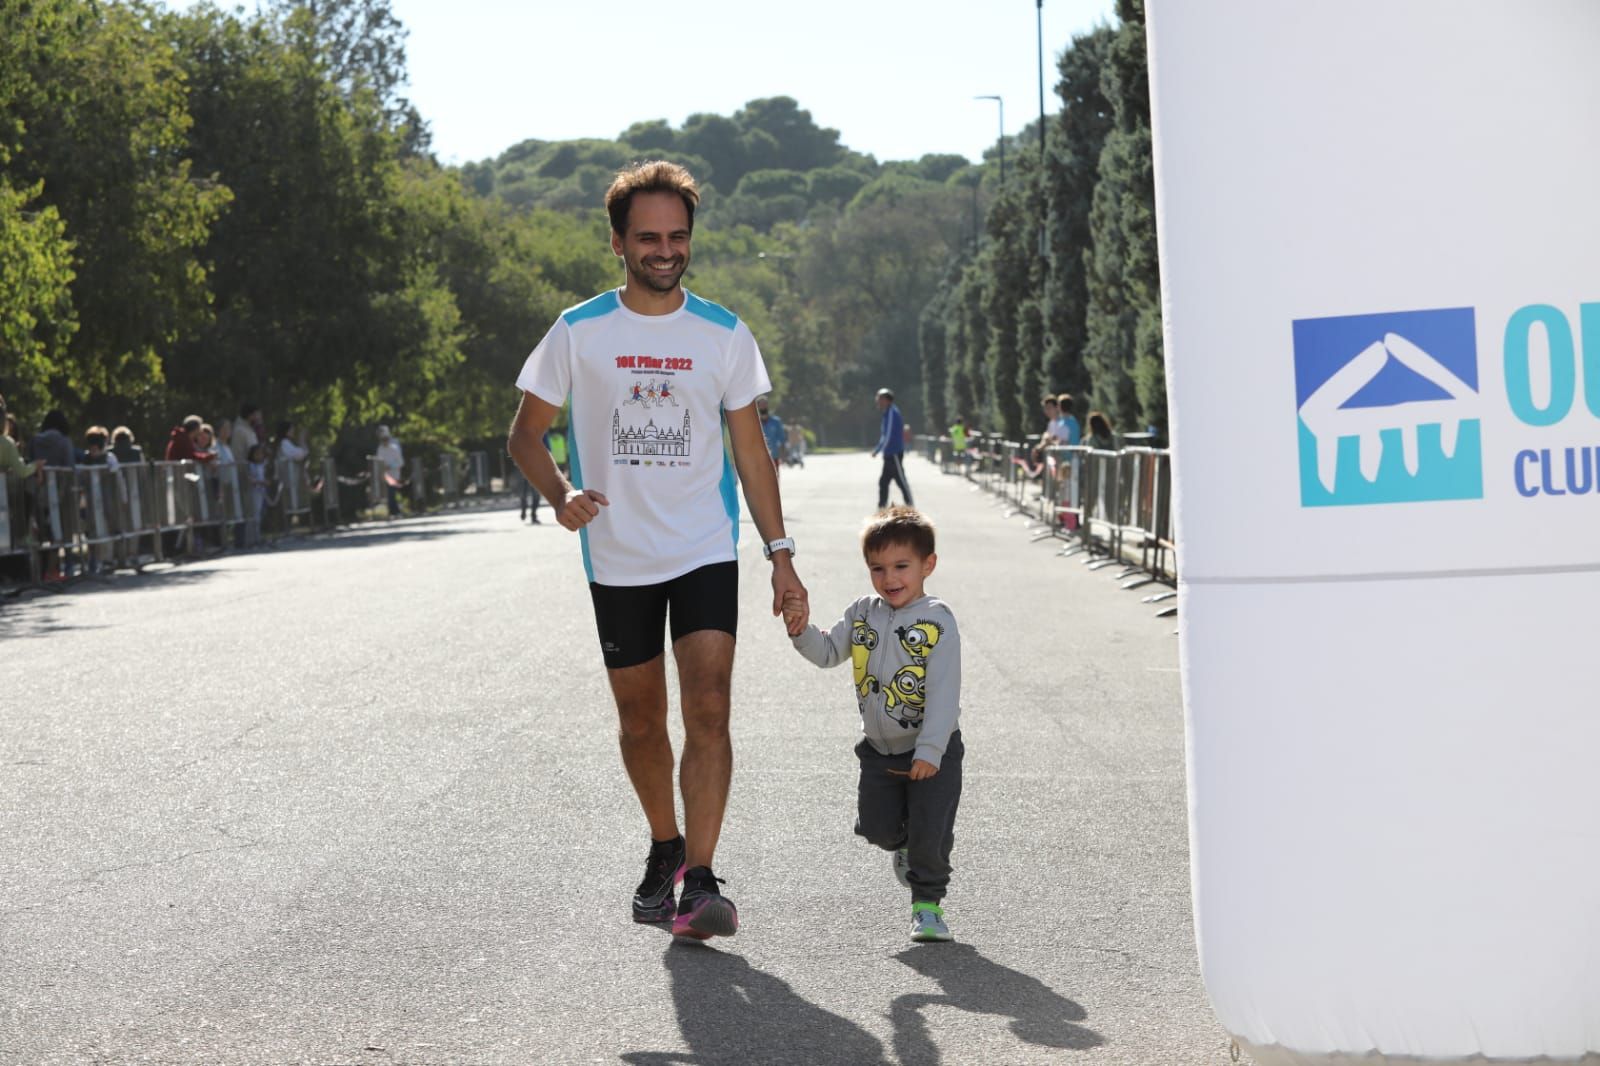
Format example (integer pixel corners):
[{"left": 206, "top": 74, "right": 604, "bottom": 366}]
[
  {"left": 871, "top": 387, "right": 913, "bottom": 508},
  {"left": 507, "top": 161, "right": 808, "bottom": 940}
]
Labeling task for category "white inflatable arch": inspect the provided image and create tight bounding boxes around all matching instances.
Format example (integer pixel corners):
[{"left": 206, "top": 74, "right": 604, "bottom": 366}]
[{"left": 1147, "top": 2, "right": 1600, "bottom": 1063}]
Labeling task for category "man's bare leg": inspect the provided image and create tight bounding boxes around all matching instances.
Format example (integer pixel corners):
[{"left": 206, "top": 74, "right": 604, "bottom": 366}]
[
  {"left": 607, "top": 655, "right": 679, "bottom": 842},
  {"left": 673, "top": 629, "right": 734, "bottom": 869}
]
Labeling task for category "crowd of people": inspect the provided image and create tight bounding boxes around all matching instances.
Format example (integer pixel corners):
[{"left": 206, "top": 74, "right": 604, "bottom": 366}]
[{"left": 0, "top": 393, "right": 340, "bottom": 578}]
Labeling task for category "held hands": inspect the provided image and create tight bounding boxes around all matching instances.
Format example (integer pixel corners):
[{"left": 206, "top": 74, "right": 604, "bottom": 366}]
[
  {"left": 771, "top": 559, "right": 808, "bottom": 637},
  {"left": 557, "top": 488, "right": 609, "bottom": 531},
  {"left": 781, "top": 590, "right": 806, "bottom": 632}
]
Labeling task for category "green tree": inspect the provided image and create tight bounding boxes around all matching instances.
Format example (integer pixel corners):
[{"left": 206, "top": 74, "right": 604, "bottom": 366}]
[
  {"left": 268, "top": 0, "right": 427, "bottom": 151},
  {"left": 732, "top": 96, "right": 844, "bottom": 173},
  {"left": 807, "top": 165, "right": 870, "bottom": 207},
  {"left": 734, "top": 168, "right": 808, "bottom": 200},
  {"left": 1041, "top": 24, "right": 1115, "bottom": 416},
  {"left": 620, "top": 119, "right": 676, "bottom": 152},
  {"left": 1083, "top": 0, "right": 1162, "bottom": 435},
  {"left": 0, "top": 0, "right": 77, "bottom": 416},
  {"left": 5, "top": 0, "right": 229, "bottom": 428}
]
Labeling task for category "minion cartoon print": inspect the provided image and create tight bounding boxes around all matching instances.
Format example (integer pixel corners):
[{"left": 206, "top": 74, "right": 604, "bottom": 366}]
[
  {"left": 896, "top": 620, "right": 943, "bottom": 664},
  {"left": 884, "top": 663, "right": 926, "bottom": 728},
  {"left": 851, "top": 618, "right": 879, "bottom": 701}
]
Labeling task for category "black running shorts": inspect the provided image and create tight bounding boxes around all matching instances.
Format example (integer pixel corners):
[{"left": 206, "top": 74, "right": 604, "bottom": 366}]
[{"left": 588, "top": 561, "right": 739, "bottom": 669}]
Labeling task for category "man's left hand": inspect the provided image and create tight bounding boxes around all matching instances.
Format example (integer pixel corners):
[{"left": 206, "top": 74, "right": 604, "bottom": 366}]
[{"left": 771, "top": 555, "right": 808, "bottom": 636}]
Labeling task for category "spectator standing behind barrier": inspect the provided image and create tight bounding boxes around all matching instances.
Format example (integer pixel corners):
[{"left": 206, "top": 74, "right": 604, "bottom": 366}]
[
  {"left": 375, "top": 424, "right": 404, "bottom": 518},
  {"left": 1054, "top": 394, "right": 1082, "bottom": 446},
  {"left": 110, "top": 426, "right": 144, "bottom": 465},
  {"left": 1086, "top": 410, "right": 1115, "bottom": 451},
  {"left": 2, "top": 396, "right": 43, "bottom": 482},
  {"left": 244, "top": 442, "right": 269, "bottom": 546},
  {"left": 0, "top": 395, "right": 42, "bottom": 582},
  {"left": 27, "top": 410, "right": 73, "bottom": 579},
  {"left": 164, "top": 415, "right": 213, "bottom": 463},
  {"left": 233, "top": 404, "right": 262, "bottom": 466},
  {"left": 872, "top": 387, "right": 913, "bottom": 508},
  {"left": 213, "top": 419, "right": 235, "bottom": 466},
  {"left": 1036, "top": 395, "right": 1079, "bottom": 456},
  {"left": 79, "top": 429, "right": 119, "bottom": 573},
  {"left": 274, "top": 421, "right": 308, "bottom": 463},
  {"left": 82, "top": 427, "right": 120, "bottom": 473},
  {"left": 786, "top": 422, "right": 805, "bottom": 467},
  {"left": 29, "top": 410, "right": 74, "bottom": 469}
]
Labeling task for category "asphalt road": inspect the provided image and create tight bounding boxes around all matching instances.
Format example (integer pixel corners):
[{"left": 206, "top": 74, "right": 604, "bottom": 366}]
[{"left": 2, "top": 452, "right": 1229, "bottom": 1065}]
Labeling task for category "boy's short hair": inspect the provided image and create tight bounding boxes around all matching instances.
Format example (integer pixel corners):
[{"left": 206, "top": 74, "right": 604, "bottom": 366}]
[
  {"left": 1056, "top": 392, "right": 1074, "bottom": 410},
  {"left": 605, "top": 161, "right": 699, "bottom": 236},
  {"left": 1041, "top": 394, "right": 1059, "bottom": 407},
  {"left": 862, "top": 506, "right": 936, "bottom": 560}
]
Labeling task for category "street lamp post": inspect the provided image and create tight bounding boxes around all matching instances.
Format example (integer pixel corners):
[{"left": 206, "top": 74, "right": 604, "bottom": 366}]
[
  {"left": 974, "top": 94, "right": 1004, "bottom": 187},
  {"left": 1036, "top": 0, "right": 1046, "bottom": 170},
  {"left": 1037, "top": 0, "right": 1048, "bottom": 259}
]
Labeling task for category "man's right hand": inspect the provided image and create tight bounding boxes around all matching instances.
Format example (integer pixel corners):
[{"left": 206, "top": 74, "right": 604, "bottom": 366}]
[{"left": 557, "top": 488, "right": 609, "bottom": 531}]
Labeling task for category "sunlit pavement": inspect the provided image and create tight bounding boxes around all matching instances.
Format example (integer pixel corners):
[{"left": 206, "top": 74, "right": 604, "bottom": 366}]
[{"left": 2, "top": 452, "right": 1227, "bottom": 1065}]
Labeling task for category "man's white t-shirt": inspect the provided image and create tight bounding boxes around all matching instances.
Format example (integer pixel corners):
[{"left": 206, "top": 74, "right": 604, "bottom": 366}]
[{"left": 516, "top": 288, "right": 771, "bottom": 586}]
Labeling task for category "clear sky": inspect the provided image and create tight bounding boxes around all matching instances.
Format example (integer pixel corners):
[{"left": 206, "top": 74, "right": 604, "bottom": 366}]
[{"left": 350, "top": 0, "right": 1116, "bottom": 165}]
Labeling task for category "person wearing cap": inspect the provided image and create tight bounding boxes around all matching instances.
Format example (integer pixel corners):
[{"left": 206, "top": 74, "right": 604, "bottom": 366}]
[{"left": 872, "top": 387, "right": 913, "bottom": 509}]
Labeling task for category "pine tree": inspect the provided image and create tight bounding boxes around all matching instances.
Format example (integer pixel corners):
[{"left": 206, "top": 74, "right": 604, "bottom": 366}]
[{"left": 1040, "top": 25, "right": 1115, "bottom": 422}]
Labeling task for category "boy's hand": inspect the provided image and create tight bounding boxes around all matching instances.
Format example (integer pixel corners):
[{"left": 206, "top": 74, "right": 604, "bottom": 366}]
[
  {"left": 908, "top": 759, "right": 939, "bottom": 781},
  {"left": 781, "top": 590, "right": 806, "bottom": 632}
]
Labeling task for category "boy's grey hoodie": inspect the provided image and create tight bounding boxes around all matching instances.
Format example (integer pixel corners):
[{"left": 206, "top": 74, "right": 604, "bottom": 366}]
[{"left": 791, "top": 594, "right": 961, "bottom": 768}]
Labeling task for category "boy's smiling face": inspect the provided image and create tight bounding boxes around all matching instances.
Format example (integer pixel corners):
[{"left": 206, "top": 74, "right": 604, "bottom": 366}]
[{"left": 866, "top": 542, "right": 937, "bottom": 610}]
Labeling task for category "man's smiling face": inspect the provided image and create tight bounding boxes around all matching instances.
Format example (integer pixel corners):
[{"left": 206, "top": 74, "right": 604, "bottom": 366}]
[{"left": 613, "top": 190, "right": 691, "bottom": 296}]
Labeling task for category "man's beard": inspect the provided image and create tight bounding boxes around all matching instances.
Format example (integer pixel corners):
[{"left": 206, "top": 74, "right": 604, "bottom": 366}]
[{"left": 627, "top": 255, "right": 686, "bottom": 294}]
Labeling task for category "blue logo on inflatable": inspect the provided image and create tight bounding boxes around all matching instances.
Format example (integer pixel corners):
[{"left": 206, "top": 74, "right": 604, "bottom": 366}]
[{"left": 1292, "top": 308, "right": 1483, "bottom": 507}]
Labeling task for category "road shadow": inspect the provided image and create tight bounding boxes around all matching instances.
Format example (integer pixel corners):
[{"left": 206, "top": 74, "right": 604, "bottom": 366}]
[
  {"left": 260, "top": 516, "right": 504, "bottom": 555},
  {"left": 618, "top": 942, "right": 891, "bottom": 1066},
  {"left": 0, "top": 567, "right": 224, "bottom": 636},
  {"left": 889, "top": 943, "right": 1103, "bottom": 1064}
]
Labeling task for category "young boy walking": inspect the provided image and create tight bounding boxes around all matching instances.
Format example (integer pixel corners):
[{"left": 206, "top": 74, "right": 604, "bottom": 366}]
[{"left": 783, "top": 507, "right": 963, "bottom": 942}]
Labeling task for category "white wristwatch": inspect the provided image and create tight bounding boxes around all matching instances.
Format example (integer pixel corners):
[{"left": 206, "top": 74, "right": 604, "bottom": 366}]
[{"left": 762, "top": 537, "right": 796, "bottom": 560}]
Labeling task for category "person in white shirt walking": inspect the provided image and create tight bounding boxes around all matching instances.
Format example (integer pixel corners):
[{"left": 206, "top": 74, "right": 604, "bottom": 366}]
[{"left": 375, "top": 425, "right": 404, "bottom": 517}]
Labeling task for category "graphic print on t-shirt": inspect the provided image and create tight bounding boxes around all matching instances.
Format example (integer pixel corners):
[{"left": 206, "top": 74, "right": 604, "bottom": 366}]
[
  {"left": 623, "top": 380, "right": 679, "bottom": 408},
  {"left": 515, "top": 288, "right": 772, "bottom": 585},
  {"left": 613, "top": 407, "right": 692, "bottom": 461}
]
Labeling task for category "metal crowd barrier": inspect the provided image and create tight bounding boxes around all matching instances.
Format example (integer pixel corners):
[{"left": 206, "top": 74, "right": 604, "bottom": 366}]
[
  {"left": 1, "top": 447, "right": 525, "bottom": 591},
  {"left": 912, "top": 434, "right": 1179, "bottom": 619}
]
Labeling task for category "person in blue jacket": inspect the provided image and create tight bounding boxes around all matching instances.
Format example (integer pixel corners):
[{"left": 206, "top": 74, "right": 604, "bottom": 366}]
[
  {"left": 757, "top": 396, "right": 786, "bottom": 481},
  {"left": 872, "top": 387, "right": 914, "bottom": 508}
]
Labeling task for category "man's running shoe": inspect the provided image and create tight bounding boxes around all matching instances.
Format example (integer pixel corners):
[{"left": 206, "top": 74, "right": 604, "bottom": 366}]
[
  {"left": 632, "top": 835, "right": 687, "bottom": 923},
  {"left": 672, "top": 866, "right": 739, "bottom": 939},
  {"left": 910, "top": 902, "right": 952, "bottom": 943},
  {"left": 892, "top": 847, "right": 912, "bottom": 889}
]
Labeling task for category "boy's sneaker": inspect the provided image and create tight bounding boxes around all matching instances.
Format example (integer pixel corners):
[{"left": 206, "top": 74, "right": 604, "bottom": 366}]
[
  {"left": 910, "top": 902, "right": 953, "bottom": 943},
  {"left": 632, "top": 835, "right": 687, "bottom": 923},
  {"left": 892, "top": 848, "right": 912, "bottom": 889},
  {"left": 672, "top": 866, "right": 739, "bottom": 939}
]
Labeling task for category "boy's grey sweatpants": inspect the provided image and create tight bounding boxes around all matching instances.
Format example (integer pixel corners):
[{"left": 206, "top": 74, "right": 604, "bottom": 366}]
[{"left": 854, "top": 731, "right": 964, "bottom": 904}]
